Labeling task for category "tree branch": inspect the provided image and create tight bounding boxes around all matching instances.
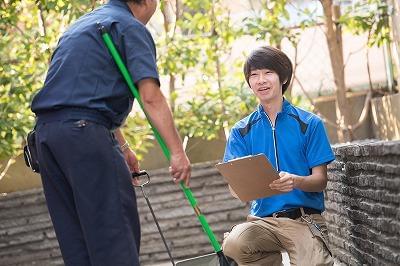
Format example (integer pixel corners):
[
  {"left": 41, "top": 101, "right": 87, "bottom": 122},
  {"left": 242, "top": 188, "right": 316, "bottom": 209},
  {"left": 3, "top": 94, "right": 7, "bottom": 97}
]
[
  {"left": 91, "top": 0, "right": 96, "bottom": 10},
  {"left": 294, "top": 76, "right": 340, "bottom": 129},
  {"left": 343, "top": 44, "right": 366, "bottom": 69},
  {"left": 0, "top": 157, "right": 16, "bottom": 181},
  {"left": 173, "top": 0, "right": 179, "bottom": 38},
  {"left": 36, "top": 0, "right": 47, "bottom": 36},
  {"left": 350, "top": 28, "right": 374, "bottom": 131},
  {"left": 349, "top": 90, "right": 372, "bottom": 131}
]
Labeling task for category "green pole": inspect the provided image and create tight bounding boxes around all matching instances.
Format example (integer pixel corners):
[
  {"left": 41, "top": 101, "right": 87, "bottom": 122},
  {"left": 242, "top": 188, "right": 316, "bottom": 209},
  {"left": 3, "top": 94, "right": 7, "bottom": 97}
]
[{"left": 98, "top": 25, "right": 222, "bottom": 253}]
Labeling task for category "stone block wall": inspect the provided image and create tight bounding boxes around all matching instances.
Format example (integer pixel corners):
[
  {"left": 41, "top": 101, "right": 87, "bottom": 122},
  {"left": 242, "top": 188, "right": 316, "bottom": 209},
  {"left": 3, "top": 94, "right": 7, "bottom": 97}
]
[
  {"left": 325, "top": 140, "right": 400, "bottom": 265},
  {"left": 0, "top": 189, "right": 63, "bottom": 265},
  {"left": 0, "top": 161, "right": 247, "bottom": 266},
  {"left": 135, "top": 162, "right": 247, "bottom": 264},
  {"left": 1, "top": 140, "right": 399, "bottom": 265}
]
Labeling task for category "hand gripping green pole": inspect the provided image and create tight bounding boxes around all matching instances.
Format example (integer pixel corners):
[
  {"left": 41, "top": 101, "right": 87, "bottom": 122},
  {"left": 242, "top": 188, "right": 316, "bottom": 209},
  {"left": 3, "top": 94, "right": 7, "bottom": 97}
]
[{"left": 98, "top": 24, "right": 223, "bottom": 254}]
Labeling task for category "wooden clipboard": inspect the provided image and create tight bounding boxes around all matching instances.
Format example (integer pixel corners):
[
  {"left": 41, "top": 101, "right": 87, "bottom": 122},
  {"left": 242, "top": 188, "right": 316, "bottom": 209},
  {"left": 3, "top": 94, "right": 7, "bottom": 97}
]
[{"left": 215, "top": 154, "right": 281, "bottom": 202}]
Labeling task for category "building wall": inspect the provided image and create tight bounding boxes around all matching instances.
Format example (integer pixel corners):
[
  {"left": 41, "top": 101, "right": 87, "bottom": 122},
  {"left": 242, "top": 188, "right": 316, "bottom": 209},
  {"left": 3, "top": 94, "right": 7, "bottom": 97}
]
[
  {"left": 390, "top": 0, "right": 400, "bottom": 88},
  {"left": 371, "top": 93, "right": 400, "bottom": 140},
  {"left": 1, "top": 141, "right": 399, "bottom": 265},
  {"left": 314, "top": 91, "right": 375, "bottom": 144}
]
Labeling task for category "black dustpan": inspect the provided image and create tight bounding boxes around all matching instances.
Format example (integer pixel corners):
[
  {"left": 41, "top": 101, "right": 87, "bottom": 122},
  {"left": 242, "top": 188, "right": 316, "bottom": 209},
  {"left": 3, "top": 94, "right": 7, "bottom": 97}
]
[{"left": 176, "top": 251, "right": 235, "bottom": 266}]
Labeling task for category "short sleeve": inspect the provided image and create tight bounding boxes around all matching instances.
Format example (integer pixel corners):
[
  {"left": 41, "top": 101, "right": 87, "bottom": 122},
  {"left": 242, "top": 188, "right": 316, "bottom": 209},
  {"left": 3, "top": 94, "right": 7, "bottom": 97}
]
[
  {"left": 122, "top": 25, "right": 160, "bottom": 85},
  {"left": 223, "top": 128, "right": 249, "bottom": 162},
  {"left": 305, "top": 119, "right": 335, "bottom": 168}
]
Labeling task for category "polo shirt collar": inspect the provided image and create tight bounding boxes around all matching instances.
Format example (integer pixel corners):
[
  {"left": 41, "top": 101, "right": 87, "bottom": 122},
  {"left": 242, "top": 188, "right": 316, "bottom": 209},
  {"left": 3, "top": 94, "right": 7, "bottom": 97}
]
[
  {"left": 257, "top": 97, "right": 292, "bottom": 115},
  {"left": 282, "top": 98, "right": 291, "bottom": 113}
]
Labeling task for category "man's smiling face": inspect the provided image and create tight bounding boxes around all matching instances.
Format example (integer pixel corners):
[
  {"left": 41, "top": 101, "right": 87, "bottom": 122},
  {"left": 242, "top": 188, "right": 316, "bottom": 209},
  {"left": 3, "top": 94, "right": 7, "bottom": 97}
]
[{"left": 248, "top": 68, "right": 283, "bottom": 104}]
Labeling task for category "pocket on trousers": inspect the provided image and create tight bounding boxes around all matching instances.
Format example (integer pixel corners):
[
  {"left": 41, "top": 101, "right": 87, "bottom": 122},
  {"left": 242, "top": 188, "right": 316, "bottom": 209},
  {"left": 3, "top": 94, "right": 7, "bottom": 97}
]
[{"left": 66, "top": 119, "right": 103, "bottom": 134}]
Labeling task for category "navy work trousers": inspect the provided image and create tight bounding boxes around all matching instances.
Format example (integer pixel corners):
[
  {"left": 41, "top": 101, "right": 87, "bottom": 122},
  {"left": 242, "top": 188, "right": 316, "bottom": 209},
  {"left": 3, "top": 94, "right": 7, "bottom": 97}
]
[{"left": 35, "top": 114, "right": 140, "bottom": 266}]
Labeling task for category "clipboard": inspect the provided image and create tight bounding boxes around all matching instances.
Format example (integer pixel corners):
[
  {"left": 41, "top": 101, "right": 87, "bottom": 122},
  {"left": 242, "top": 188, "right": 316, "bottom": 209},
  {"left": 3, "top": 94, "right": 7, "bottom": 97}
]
[{"left": 215, "top": 154, "right": 280, "bottom": 202}]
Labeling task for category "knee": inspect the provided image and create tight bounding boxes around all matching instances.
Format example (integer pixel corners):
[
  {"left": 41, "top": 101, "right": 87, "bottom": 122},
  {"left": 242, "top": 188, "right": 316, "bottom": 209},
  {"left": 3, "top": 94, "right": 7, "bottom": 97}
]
[
  {"left": 222, "top": 235, "right": 241, "bottom": 260},
  {"left": 222, "top": 223, "right": 255, "bottom": 259}
]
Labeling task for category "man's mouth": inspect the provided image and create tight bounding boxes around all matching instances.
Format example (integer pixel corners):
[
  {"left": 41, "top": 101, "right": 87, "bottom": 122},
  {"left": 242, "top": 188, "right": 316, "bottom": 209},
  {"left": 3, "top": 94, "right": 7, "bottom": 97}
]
[{"left": 258, "top": 87, "right": 271, "bottom": 91}]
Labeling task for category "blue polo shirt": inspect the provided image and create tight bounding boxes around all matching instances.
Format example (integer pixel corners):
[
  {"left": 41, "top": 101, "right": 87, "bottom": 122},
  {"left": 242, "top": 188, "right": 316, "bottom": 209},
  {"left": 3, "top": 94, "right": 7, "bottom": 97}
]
[
  {"left": 223, "top": 99, "right": 335, "bottom": 217},
  {"left": 31, "top": 0, "right": 159, "bottom": 129}
]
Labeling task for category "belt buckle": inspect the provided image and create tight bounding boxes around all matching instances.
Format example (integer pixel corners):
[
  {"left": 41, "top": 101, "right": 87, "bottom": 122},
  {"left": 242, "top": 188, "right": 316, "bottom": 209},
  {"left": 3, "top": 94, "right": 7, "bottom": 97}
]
[
  {"left": 299, "top": 207, "right": 314, "bottom": 223},
  {"left": 272, "top": 209, "right": 288, "bottom": 218}
]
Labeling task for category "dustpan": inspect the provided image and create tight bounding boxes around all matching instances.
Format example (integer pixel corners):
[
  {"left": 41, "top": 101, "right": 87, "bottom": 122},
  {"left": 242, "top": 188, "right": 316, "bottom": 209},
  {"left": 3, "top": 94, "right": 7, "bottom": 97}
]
[
  {"left": 176, "top": 253, "right": 219, "bottom": 265},
  {"left": 132, "top": 171, "right": 235, "bottom": 266}
]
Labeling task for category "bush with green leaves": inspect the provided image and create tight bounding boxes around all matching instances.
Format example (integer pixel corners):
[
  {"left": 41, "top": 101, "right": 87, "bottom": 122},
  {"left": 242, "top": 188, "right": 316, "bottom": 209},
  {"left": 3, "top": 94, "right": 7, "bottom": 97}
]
[{"left": 0, "top": 0, "right": 392, "bottom": 166}]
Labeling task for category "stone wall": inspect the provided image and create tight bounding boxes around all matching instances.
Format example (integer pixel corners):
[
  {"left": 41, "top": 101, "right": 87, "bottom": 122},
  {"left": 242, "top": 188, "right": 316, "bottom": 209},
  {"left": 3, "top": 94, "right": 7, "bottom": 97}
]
[
  {"left": 0, "top": 161, "right": 247, "bottom": 266},
  {"left": 325, "top": 140, "right": 400, "bottom": 265},
  {"left": 1, "top": 141, "right": 399, "bottom": 265},
  {"left": 135, "top": 162, "right": 247, "bottom": 264},
  {"left": 0, "top": 189, "right": 63, "bottom": 265}
]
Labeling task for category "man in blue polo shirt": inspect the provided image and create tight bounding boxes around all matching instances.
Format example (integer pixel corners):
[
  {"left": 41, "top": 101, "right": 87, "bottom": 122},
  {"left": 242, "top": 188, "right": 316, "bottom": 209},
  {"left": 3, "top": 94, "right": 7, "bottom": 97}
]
[
  {"left": 222, "top": 46, "right": 335, "bottom": 265},
  {"left": 31, "top": 0, "right": 191, "bottom": 265}
]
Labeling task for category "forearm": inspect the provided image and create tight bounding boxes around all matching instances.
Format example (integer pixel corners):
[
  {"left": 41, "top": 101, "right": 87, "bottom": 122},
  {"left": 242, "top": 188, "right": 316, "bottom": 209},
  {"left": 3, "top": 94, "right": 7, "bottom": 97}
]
[
  {"left": 142, "top": 95, "right": 184, "bottom": 155},
  {"left": 272, "top": 165, "right": 328, "bottom": 193},
  {"left": 135, "top": 78, "right": 190, "bottom": 185},
  {"left": 114, "top": 128, "right": 126, "bottom": 146},
  {"left": 294, "top": 172, "right": 327, "bottom": 192}
]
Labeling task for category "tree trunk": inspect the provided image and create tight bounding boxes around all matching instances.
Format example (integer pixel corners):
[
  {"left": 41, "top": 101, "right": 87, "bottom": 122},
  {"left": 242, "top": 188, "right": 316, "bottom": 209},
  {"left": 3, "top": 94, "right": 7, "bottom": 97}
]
[
  {"left": 169, "top": 75, "right": 176, "bottom": 112},
  {"left": 161, "top": 0, "right": 176, "bottom": 112},
  {"left": 320, "top": 0, "right": 353, "bottom": 142},
  {"left": 211, "top": 0, "right": 229, "bottom": 140}
]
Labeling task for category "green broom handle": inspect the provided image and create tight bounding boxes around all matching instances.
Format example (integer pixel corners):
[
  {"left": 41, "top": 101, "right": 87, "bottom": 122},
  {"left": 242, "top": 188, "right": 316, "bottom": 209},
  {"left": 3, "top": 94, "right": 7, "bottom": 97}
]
[{"left": 99, "top": 25, "right": 222, "bottom": 253}]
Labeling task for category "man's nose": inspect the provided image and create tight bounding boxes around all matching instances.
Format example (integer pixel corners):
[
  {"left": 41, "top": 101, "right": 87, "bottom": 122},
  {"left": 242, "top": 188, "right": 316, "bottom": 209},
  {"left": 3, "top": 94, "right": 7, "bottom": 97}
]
[{"left": 257, "top": 73, "right": 266, "bottom": 83}]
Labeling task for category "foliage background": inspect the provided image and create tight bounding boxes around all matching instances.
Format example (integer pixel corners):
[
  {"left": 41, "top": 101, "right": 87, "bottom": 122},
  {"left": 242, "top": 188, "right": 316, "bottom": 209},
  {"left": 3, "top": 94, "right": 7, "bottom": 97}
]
[{"left": 0, "top": 0, "right": 395, "bottom": 164}]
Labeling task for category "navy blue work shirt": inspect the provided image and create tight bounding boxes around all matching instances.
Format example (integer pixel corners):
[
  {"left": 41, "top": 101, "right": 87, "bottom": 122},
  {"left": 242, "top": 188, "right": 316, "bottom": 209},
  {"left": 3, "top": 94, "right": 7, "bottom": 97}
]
[{"left": 31, "top": 0, "right": 159, "bottom": 129}]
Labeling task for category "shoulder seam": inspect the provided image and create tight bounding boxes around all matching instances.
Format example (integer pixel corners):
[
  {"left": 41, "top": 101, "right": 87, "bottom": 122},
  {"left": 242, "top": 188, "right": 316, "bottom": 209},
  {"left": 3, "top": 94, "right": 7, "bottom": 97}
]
[
  {"left": 239, "top": 117, "right": 262, "bottom": 137},
  {"left": 287, "top": 114, "right": 309, "bottom": 134}
]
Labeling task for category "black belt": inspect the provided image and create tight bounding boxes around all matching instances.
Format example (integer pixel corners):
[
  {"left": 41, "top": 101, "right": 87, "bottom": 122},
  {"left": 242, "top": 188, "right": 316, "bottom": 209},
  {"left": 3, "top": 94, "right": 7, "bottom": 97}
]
[{"left": 268, "top": 207, "right": 321, "bottom": 220}]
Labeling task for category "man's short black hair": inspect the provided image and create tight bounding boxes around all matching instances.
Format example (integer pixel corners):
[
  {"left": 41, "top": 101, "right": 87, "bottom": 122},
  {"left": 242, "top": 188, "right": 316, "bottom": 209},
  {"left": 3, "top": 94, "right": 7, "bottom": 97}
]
[{"left": 243, "top": 46, "right": 293, "bottom": 94}]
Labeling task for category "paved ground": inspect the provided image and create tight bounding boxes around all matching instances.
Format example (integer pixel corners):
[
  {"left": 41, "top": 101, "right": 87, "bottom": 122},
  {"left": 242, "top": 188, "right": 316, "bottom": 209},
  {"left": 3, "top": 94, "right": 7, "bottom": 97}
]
[
  {"left": 148, "top": 252, "right": 290, "bottom": 266},
  {"left": 148, "top": 252, "right": 345, "bottom": 266}
]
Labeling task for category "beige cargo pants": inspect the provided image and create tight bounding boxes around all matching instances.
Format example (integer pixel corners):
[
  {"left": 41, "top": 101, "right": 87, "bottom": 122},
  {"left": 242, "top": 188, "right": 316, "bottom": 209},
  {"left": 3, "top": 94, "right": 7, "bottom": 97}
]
[{"left": 222, "top": 214, "right": 333, "bottom": 266}]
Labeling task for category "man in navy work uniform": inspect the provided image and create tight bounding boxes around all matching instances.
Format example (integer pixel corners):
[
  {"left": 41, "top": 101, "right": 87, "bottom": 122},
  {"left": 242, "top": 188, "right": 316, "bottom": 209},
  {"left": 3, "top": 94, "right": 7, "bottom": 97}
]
[
  {"left": 222, "top": 46, "right": 335, "bottom": 265},
  {"left": 31, "top": 0, "right": 191, "bottom": 265}
]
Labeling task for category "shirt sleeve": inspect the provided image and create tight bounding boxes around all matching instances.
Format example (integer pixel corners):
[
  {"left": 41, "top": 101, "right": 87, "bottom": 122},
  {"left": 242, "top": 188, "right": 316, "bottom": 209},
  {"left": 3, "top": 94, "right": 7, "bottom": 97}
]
[
  {"left": 223, "top": 128, "right": 249, "bottom": 162},
  {"left": 305, "top": 118, "right": 335, "bottom": 168},
  {"left": 122, "top": 25, "right": 160, "bottom": 86}
]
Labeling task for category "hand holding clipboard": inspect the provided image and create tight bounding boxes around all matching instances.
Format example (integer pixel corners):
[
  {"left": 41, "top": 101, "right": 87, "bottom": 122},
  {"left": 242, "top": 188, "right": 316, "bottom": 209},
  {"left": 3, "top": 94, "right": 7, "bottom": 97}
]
[{"left": 215, "top": 154, "right": 281, "bottom": 202}]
